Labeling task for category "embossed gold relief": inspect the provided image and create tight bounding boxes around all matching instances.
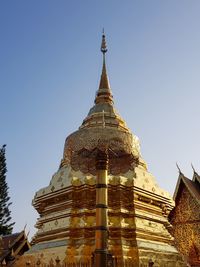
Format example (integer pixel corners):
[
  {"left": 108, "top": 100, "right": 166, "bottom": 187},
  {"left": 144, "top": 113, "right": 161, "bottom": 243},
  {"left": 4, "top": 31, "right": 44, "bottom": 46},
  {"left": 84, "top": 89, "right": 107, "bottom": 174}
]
[
  {"left": 62, "top": 127, "right": 139, "bottom": 176},
  {"left": 28, "top": 180, "right": 185, "bottom": 266},
  {"left": 18, "top": 180, "right": 186, "bottom": 266}
]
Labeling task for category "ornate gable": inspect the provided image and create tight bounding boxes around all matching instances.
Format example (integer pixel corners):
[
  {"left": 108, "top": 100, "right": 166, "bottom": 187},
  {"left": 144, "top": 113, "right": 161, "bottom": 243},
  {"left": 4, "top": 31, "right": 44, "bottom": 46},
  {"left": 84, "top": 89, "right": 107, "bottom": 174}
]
[{"left": 170, "top": 172, "right": 200, "bottom": 266}]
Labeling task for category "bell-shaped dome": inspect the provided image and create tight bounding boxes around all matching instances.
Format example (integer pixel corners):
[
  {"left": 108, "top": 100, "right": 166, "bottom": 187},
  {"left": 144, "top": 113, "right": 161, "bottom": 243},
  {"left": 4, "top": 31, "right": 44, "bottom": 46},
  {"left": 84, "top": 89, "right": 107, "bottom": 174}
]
[{"left": 61, "top": 34, "right": 141, "bottom": 175}]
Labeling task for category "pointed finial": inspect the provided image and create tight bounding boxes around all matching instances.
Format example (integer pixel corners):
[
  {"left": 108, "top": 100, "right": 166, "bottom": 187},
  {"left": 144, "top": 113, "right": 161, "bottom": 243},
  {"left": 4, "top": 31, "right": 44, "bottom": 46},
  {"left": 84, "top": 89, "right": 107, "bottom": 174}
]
[
  {"left": 101, "top": 29, "right": 107, "bottom": 54},
  {"left": 27, "top": 230, "right": 30, "bottom": 238},
  {"left": 191, "top": 163, "right": 197, "bottom": 173},
  {"left": 94, "top": 31, "right": 113, "bottom": 104},
  {"left": 24, "top": 223, "right": 27, "bottom": 231},
  {"left": 176, "top": 162, "right": 182, "bottom": 174}
]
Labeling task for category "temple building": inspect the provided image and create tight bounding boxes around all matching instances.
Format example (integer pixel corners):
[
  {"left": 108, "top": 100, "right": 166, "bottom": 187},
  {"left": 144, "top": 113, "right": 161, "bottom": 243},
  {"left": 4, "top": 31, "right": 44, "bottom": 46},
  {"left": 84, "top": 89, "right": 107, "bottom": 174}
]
[
  {"left": 15, "top": 34, "right": 187, "bottom": 266},
  {"left": 169, "top": 168, "right": 200, "bottom": 266},
  {"left": 0, "top": 230, "right": 30, "bottom": 266}
]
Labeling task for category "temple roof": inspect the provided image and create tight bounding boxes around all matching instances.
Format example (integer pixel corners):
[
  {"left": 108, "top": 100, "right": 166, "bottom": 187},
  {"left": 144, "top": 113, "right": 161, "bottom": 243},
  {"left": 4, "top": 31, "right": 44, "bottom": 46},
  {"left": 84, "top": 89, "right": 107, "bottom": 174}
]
[
  {"left": 173, "top": 171, "right": 200, "bottom": 206},
  {"left": 0, "top": 230, "right": 30, "bottom": 263},
  {"left": 1, "top": 232, "right": 22, "bottom": 250}
]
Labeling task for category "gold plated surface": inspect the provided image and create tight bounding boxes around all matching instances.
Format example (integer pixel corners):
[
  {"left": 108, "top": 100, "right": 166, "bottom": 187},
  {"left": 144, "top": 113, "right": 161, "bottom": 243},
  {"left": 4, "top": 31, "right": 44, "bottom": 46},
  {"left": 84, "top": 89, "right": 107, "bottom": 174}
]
[
  {"left": 15, "top": 34, "right": 187, "bottom": 267},
  {"left": 63, "top": 128, "right": 139, "bottom": 176}
]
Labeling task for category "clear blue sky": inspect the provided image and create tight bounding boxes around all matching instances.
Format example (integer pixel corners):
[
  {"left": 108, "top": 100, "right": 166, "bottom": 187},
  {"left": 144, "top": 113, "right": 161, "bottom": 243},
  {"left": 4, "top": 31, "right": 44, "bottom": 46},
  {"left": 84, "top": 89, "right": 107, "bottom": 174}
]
[{"left": 1, "top": 1, "right": 200, "bottom": 237}]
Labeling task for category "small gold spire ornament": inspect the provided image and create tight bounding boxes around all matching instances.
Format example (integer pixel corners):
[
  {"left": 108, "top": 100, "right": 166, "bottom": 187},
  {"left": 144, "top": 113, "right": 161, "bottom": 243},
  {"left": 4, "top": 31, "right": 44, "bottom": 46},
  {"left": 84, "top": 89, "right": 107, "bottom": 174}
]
[
  {"left": 97, "top": 30, "right": 111, "bottom": 93},
  {"left": 101, "top": 29, "right": 107, "bottom": 54}
]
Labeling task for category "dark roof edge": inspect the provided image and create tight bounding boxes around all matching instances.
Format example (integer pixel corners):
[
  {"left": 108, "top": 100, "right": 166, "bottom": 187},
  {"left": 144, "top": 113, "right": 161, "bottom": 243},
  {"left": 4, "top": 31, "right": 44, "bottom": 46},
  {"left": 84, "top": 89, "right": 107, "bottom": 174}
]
[
  {"left": 193, "top": 172, "right": 200, "bottom": 184},
  {"left": 173, "top": 173, "right": 200, "bottom": 205}
]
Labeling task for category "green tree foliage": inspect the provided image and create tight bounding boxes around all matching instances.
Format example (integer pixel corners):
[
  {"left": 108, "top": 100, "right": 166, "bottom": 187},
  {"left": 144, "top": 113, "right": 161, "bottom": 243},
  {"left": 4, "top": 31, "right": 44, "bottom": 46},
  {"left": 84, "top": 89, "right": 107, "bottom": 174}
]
[{"left": 0, "top": 145, "right": 14, "bottom": 235}]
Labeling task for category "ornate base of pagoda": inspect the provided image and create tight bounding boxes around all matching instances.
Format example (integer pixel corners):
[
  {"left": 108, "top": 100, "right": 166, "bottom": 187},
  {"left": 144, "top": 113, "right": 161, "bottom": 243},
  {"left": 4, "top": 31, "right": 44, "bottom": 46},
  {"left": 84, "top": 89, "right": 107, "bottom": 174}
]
[
  {"left": 14, "top": 238, "right": 187, "bottom": 267},
  {"left": 137, "top": 241, "right": 186, "bottom": 267},
  {"left": 18, "top": 165, "right": 188, "bottom": 267}
]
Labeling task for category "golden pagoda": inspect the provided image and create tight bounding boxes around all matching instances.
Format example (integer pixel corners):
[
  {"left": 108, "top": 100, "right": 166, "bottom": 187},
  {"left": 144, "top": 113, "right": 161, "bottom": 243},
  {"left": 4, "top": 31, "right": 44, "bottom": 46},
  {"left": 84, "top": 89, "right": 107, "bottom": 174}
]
[{"left": 16, "top": 34, "right": 187, "bottom": 267}]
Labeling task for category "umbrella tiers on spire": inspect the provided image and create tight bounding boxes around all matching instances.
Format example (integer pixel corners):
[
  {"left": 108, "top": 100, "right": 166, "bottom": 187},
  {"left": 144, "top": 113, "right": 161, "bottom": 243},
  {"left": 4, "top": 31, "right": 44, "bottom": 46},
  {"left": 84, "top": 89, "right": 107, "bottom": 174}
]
[{"left": 61, "top": 33, "right": 141, "bottom": 175}]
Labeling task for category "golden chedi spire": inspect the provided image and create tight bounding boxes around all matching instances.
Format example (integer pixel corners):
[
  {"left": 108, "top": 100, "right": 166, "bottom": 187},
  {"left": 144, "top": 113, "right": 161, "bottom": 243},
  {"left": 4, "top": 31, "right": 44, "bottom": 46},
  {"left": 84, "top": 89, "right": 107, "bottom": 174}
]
[
  {"left": 61, "top": 32, "right": 141, "bottom": 175},
  {"left": 80, "top": 32, "right": 129, "bottom": 132},
  {"left": 95, "top": 31, "right": 113, "bottom": 104}
]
